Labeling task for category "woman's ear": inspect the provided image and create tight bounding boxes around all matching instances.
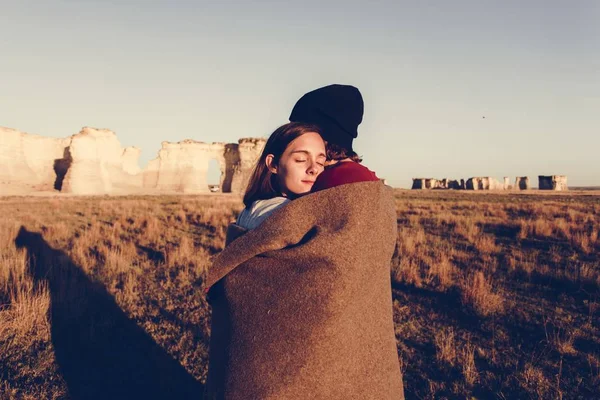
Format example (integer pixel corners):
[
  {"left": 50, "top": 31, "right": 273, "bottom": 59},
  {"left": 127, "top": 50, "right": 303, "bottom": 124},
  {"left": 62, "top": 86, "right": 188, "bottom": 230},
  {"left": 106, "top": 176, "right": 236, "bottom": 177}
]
[{"left": 265, "top": 154, "right": 278, "bottom": 174}]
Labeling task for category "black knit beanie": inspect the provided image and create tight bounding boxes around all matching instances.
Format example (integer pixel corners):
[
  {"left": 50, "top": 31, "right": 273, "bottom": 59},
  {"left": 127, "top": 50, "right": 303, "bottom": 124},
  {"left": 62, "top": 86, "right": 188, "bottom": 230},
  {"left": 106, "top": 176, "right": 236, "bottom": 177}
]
[{"left": 289, "top": 84, "right": 364, "bottom": 151}]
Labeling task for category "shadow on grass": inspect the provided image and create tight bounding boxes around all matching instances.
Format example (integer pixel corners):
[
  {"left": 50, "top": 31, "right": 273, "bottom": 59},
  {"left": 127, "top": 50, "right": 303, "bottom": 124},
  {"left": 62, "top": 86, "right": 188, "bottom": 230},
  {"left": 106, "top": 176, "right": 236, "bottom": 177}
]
[
  {"left": 15, "top": 226, "right": 203, "bottom": 400},
  {"left": 137, "top": 244, "right": 166, "bottom": 264},
  {"left": 392, "top": 281, "right": 482, "bottom": 334},
  {"left": 481, "top": 222, "right": 520, "bottom": 239}
]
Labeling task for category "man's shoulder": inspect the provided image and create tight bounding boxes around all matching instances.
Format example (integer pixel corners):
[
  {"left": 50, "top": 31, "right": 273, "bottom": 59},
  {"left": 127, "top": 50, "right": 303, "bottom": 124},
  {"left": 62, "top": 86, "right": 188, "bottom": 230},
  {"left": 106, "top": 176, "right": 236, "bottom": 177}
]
[
  {"left": 312, "top": 162, "right": 379, "bottom": 192},
  {"left": 340, "top": 162, "right": 377, "bottom": 175}
]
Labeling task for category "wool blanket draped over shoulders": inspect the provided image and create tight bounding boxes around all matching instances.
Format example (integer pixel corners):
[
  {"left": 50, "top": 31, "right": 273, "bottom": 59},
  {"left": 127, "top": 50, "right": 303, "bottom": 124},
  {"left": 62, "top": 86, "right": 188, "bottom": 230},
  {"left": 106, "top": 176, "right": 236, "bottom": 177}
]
[{"left": 205, "top": 181, "right": 405, "bottom": 400}]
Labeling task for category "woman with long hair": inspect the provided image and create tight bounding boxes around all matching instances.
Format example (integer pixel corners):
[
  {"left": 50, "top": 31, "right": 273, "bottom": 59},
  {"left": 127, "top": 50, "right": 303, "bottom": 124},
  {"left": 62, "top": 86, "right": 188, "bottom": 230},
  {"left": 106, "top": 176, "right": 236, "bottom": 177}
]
[{"left": 236, "top": 122, "right": 326, "bottom": 230}]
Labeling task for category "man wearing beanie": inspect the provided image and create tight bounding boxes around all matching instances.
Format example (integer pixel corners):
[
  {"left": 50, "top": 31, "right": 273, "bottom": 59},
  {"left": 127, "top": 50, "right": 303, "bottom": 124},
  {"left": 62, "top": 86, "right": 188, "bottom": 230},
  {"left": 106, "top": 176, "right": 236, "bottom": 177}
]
[
  {"left": 289, "top": 84, "right": 380, "bottom": 192},
  {"left": 287, "top": 84, "right": 404, "bottom": 398}
]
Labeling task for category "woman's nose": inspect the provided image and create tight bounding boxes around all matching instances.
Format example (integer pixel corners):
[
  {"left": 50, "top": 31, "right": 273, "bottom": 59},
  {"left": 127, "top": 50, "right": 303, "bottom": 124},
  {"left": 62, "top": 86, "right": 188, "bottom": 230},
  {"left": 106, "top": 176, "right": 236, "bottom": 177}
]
[{"left": 307, "top": 162, "right": 318, "bottom": 175}]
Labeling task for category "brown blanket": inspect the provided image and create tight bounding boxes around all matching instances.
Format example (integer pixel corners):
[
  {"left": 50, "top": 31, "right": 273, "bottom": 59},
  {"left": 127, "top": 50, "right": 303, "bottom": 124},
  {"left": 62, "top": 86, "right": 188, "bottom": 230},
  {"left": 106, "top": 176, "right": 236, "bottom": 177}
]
[{"left": 205, "top": 181, "right": 404, "bottom": 400}]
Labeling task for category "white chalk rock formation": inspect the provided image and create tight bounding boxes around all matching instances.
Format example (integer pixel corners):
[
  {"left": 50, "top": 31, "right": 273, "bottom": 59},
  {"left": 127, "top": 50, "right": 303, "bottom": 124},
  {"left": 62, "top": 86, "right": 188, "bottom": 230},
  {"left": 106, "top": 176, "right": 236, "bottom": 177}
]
[
  {"left": 0, "top": 126, "right": 71, "bottom": 191},
  {"left": 122, "top": 147, "right": 142, "bottom": 175},
  {"left": 61, "top": 127, "right": 142, "bottom": 194},
  {"left": 411, "top": 178, "right": 427, "bottom": 189},
  {"left": 515, "top": 177, "right": 530, "bottom": 190},
  {"left": 230, "top": 138, "right": 266, "bottom": 193},
  {"left": 147, "top": 140, "right": 227, "bottom": 193},
  {"left": 466, "top": 177, "right": 504, "bottom": 190},
  {"left": 1, "top": 125, "right": 266, "bottom": 195},
  {"left": 412, "top": 178, "right": 463, "bottom": 190},
  {"left": 539, "top": 175, "right": 568, "bottom": 191},
  {"left": 412, "top": 178, "right": 438, "bottom": 189},
  {"left": 143, "top": 138, "right": 265, "bottom": 194}
]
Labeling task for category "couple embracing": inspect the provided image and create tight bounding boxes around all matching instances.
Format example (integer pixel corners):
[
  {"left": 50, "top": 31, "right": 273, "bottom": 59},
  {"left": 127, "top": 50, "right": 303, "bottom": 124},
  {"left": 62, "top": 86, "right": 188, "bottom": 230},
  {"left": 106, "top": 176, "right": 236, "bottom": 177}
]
[{"left": 205, "top": 84, "right": 405, "bottom": 399}]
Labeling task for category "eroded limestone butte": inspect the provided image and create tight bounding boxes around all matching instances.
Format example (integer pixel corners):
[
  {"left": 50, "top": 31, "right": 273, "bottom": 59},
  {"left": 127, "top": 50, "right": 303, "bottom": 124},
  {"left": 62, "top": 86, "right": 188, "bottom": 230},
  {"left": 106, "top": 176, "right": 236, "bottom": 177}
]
[
  {"left": 143, "top": 138, "right": 264, "bottom": 194},
  {"left": 539, "top": 175, "right": 568, "bottom": 191},
  {"left": 411, "top": 176, "right": 563, "bottom": 191},
  {"left": 0, "top": 126, "right": 71, "bottom": 191},
  {"left": 0, "top": 126, "right": 266, "bottom": 195},
  {"left": 61, "top": 127, "right": 142, "bottom": 194}
]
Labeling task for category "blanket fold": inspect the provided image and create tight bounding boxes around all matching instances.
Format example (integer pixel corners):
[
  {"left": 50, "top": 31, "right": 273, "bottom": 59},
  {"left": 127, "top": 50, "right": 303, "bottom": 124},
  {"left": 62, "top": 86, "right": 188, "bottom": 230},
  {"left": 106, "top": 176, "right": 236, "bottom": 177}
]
[{"left": 205, "top": 181, "right": 404, "bottom": 400}]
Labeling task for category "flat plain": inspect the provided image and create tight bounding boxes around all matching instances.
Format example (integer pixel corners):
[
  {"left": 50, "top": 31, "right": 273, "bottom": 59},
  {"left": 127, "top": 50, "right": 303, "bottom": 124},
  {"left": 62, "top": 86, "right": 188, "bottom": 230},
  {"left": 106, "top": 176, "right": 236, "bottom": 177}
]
[{"left": 1, "top": 190, "right": 598, "bottom": 399}]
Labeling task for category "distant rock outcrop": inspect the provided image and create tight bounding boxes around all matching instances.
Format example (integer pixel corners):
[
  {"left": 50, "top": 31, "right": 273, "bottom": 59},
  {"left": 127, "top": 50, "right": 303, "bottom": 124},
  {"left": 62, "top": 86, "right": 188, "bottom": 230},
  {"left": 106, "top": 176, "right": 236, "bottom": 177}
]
[
  {"left": 539, "top": 175, "right": 568, "bottom": 191},
  {"left": 0, "top": 126, "right": 71, "bottom": 191},
  {"left": 231, "top": 138, "right": 265, "bottom": 193},
  {"left": 146, "top": 140, "right": 226, "bottom": 194},
  {"left": 0, "top": 126, "right": 265, "bottom": 195},
  {"left": 466, "top": 177, "right": 504, "bottom": 190},
  {"left": 61, "top": 128, "right": 142, "bottom": 194},
  {"left": 515, "top": 177, "right": 530, "bottom": 190},
  {"left": 412, "top": 176, "right": 511, "bottom": 191},
  {"left": 411, "top": 175, "right": 569, "bottom": 192},
  {"left": 411, "top": 178, "right": 437, "bottom": 189},
  {"left": 413, "top": 176, "right": 506, "bottom": 191},
  {"left": 143, "top": 138, "right": 265, "bottom": 194},
  {"left": 412, "top": 178, "right": 461, "bottom": 190}
]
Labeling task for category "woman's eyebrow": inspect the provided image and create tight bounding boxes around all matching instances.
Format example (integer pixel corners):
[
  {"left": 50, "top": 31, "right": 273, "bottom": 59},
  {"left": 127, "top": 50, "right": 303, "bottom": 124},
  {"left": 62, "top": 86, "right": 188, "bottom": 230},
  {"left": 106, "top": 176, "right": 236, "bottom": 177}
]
[
  {"left": 291, "top": 150, "right": 327, "bottom": 158},
  {"left": 290, "top": 150, "right": 309, "bottom": 156}
]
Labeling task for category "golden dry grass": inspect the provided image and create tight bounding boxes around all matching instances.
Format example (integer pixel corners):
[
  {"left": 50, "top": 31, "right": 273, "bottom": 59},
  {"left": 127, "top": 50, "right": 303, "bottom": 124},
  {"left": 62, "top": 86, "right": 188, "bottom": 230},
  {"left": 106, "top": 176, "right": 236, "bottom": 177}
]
[
  {"left": 391, "top": 190, "right": 599, "bottom": 398},
  {"left": 1, "top": 190, "right": 599, "bottom": 399},
  {"left": 0, "top": 194, "right": 241, "bottom": 399}
]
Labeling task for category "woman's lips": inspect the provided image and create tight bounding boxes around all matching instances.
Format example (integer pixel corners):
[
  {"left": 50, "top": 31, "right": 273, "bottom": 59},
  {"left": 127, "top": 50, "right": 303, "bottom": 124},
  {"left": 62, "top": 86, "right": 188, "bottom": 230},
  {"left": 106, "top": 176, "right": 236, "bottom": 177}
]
[{"left": 301, "top": 180, "right": 315, "bottom": 184}]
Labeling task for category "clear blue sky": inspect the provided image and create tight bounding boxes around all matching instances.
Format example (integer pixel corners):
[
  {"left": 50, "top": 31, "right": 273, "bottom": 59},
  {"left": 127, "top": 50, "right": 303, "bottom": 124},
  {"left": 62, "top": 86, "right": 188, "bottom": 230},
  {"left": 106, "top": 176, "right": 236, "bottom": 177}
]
[{"left": 1, "top": 0, "right": 598, "bottom": 187}]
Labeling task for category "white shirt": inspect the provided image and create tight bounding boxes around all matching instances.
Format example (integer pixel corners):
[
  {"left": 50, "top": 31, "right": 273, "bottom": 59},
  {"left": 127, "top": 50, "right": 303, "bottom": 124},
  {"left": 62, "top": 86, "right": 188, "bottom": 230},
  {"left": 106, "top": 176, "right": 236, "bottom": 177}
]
[{"left": 236, "top": 197, "right": 290, "bottom": 230}]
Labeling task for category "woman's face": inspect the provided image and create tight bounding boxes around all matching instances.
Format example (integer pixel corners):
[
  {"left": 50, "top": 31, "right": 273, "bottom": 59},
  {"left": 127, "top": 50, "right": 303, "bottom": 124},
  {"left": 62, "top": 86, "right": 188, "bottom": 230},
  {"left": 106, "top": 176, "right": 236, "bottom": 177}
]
[{"left": 267, "top": 132, "right": 326, "bottom": 198}]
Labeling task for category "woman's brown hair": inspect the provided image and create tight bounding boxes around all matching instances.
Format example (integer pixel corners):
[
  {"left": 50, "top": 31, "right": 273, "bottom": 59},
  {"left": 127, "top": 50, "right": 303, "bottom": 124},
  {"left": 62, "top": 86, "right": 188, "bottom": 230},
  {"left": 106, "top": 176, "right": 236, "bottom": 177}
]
[{"left": 243, "top": 122, "right": 322, "bottom": 207}]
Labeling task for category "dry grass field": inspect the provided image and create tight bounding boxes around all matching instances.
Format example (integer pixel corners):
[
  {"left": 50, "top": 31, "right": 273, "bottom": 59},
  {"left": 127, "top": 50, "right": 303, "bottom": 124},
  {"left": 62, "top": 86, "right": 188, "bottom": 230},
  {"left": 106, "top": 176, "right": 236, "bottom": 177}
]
[{"left": 0, "top": 190, "right": 598, "bottom": 399}]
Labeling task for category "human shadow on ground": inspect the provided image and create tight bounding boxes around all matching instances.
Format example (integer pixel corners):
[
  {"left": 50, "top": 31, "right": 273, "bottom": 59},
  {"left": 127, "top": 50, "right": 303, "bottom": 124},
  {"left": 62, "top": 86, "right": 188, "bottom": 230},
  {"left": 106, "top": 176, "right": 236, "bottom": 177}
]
[{"left": 15, "top": 226, "right": 204, "bottom": 400}]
